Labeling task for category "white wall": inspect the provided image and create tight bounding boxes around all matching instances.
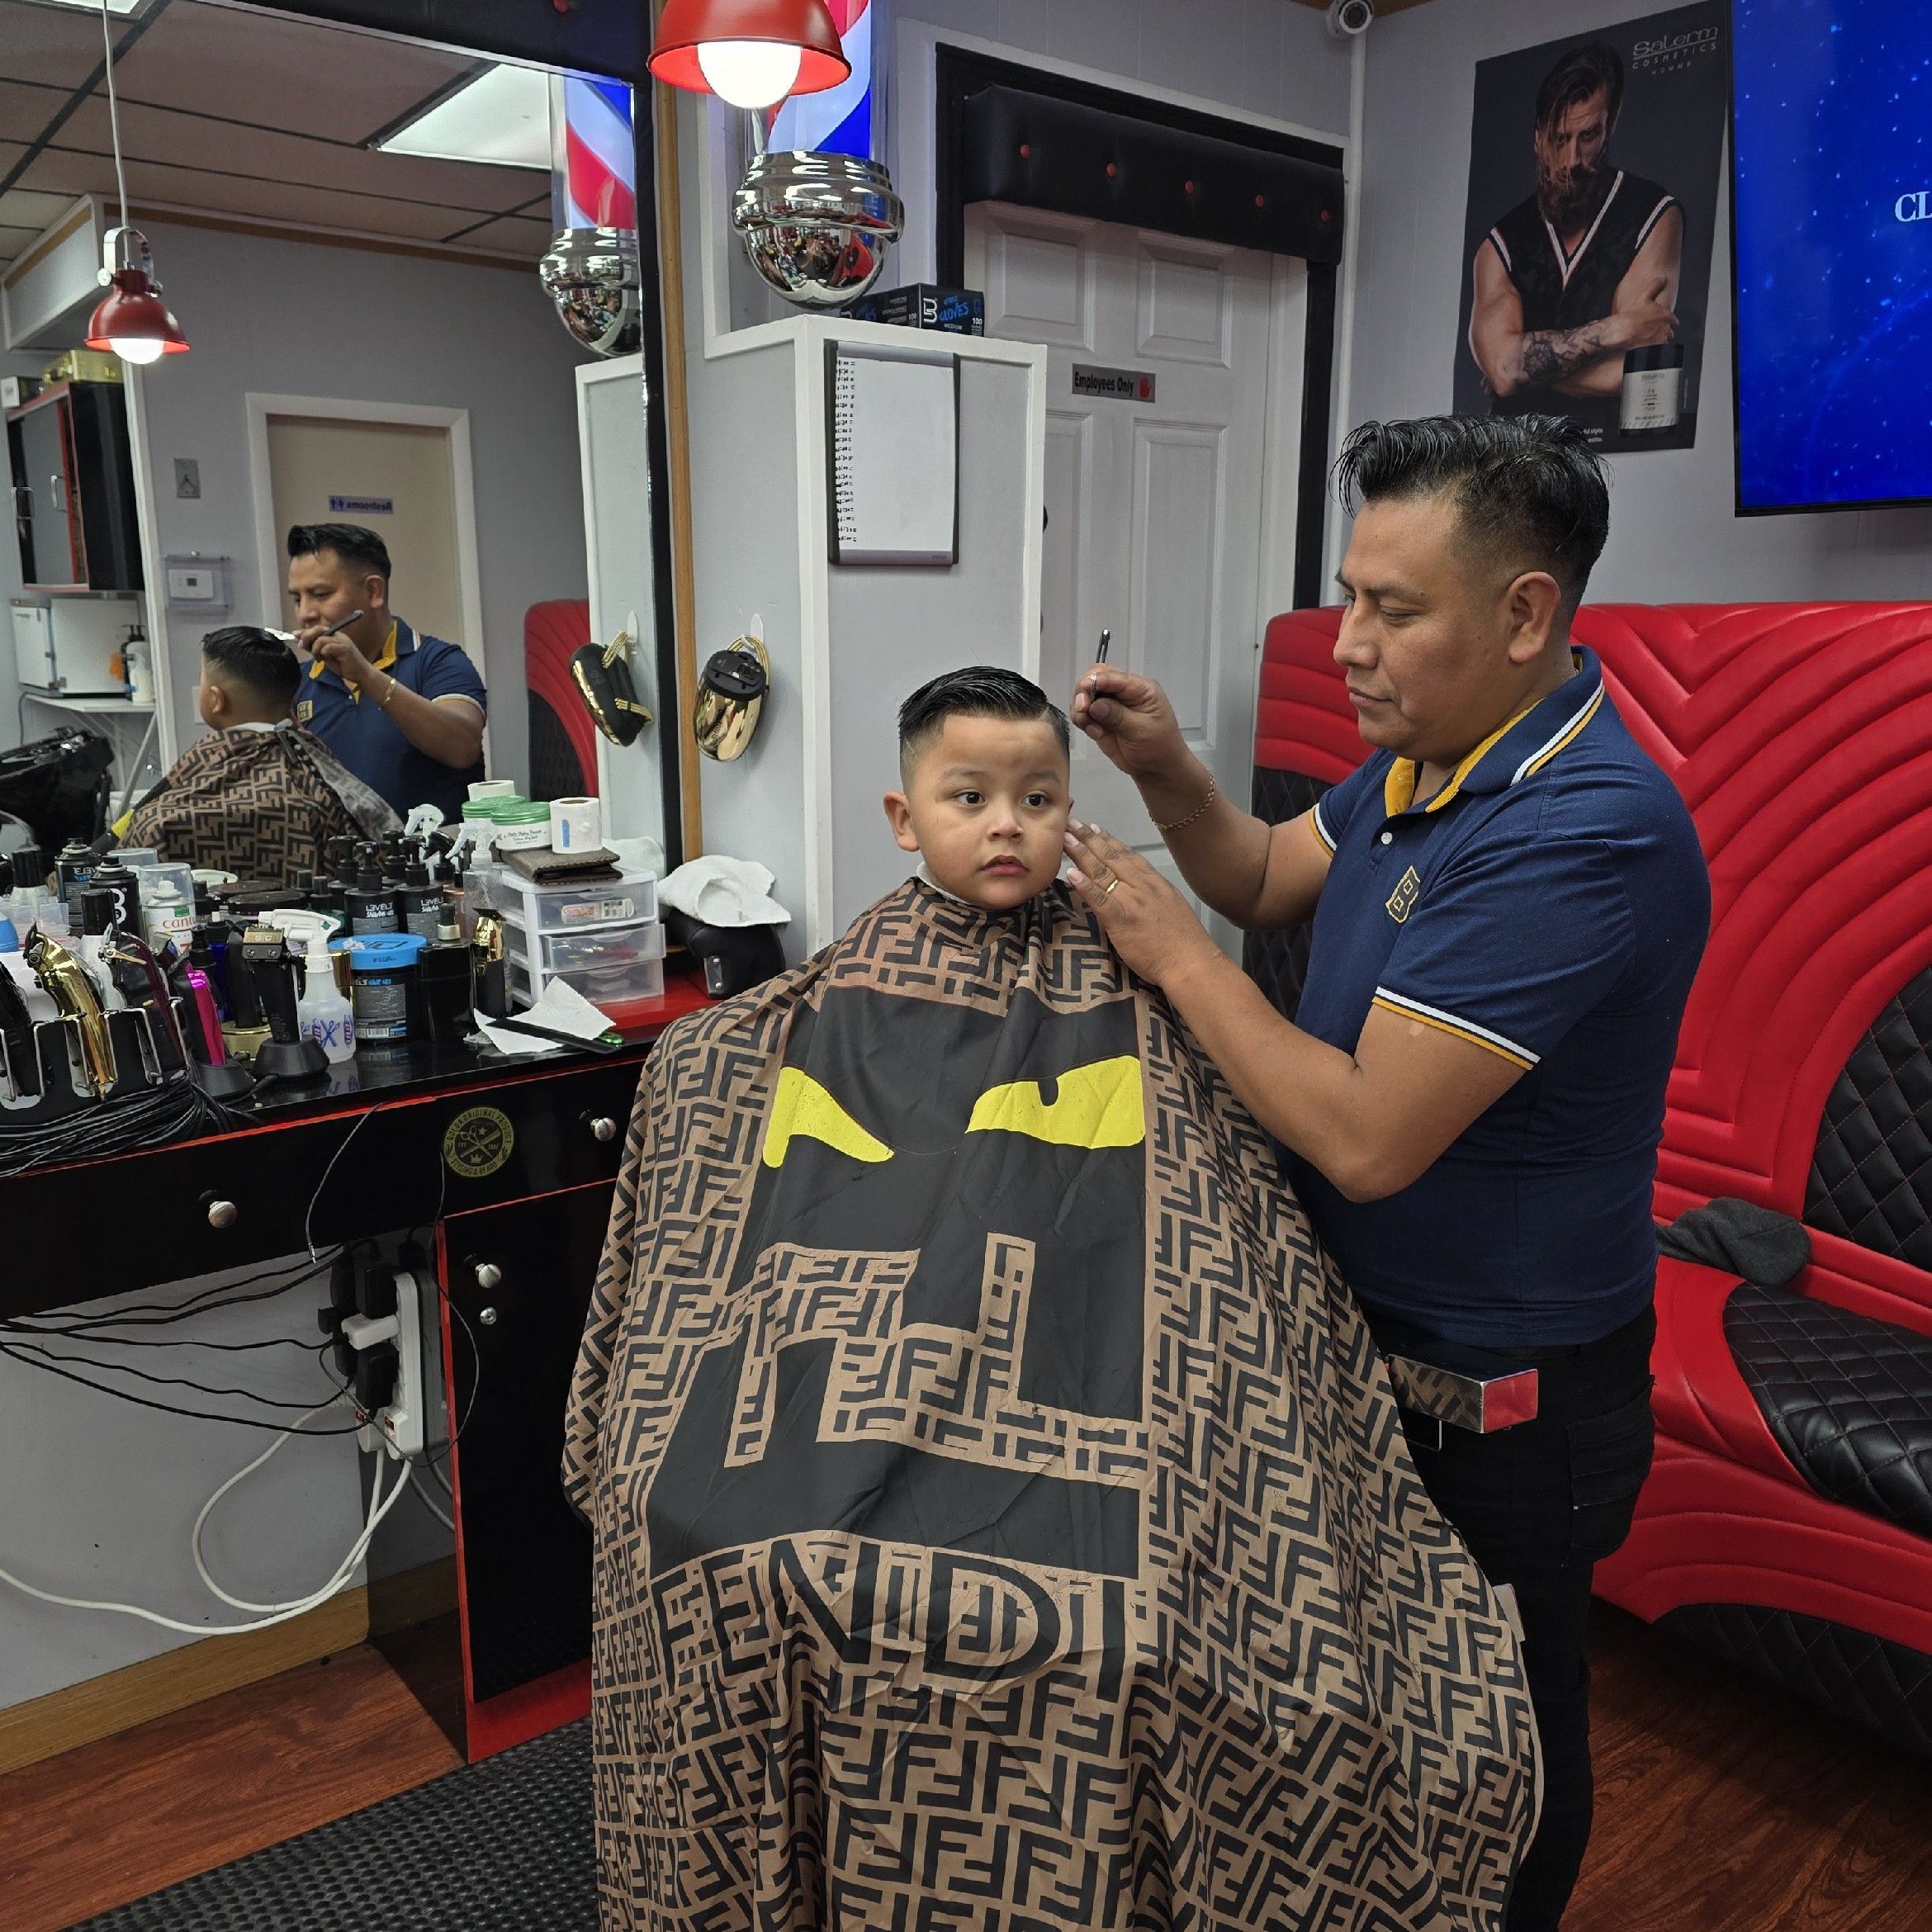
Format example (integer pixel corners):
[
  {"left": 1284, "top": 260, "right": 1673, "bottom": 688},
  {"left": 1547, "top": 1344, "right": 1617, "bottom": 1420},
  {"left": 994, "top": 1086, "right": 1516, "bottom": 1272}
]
[
  {"left": 132, "top": 221, "right": 596, "bottom": 793},
  {"left": 1344, "top": 0, "right": 1932, "bottom": 604}
]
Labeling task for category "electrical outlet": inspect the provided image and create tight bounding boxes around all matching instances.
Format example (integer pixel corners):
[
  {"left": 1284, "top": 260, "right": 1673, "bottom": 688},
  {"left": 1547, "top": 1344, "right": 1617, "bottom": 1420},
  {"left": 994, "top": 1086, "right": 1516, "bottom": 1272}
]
[{"left": 372, "top": 1270, "right": 427, "bottom": 1460}]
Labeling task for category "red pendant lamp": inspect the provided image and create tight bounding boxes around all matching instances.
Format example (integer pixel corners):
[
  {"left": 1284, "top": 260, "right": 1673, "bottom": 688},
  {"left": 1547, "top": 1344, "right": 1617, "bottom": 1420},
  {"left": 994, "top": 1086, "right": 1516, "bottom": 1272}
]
[
  {"left": 648, "top": 0, "right": 851, "bottom": 111},
  {"left": 87, "top": 228, "right": 190, "bottom": 364},
  {"left": 83, "top": 0, "right": 188, "bottom": 363}
]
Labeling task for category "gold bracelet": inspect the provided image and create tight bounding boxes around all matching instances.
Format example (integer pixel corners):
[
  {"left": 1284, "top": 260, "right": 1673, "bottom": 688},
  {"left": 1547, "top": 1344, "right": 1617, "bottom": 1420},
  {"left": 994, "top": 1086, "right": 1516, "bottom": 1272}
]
[
  {"left": 378, "top": 675, "right": 399, "bottom": 710},
  {"left": 1153, "top": 779, "right": 1217, "bottom": 834}
]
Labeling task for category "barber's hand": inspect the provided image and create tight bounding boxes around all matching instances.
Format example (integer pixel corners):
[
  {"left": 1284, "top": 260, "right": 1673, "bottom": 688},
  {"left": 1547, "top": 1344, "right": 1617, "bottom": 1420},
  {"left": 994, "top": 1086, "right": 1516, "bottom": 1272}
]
[
  {"left": 306, "top": 629, "right": 377, "bottom": 689},
  {"left": 1063, "top": 821, "right": 1219, "bottom": 989},
  {"left": 1070, "top": 665, "right": 1187, "bottom": 784}
]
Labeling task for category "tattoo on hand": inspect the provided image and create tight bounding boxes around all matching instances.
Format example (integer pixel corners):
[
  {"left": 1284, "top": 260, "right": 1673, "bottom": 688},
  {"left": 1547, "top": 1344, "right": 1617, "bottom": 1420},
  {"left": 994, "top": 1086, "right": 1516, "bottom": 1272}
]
[{"left": 1520, "top": 320, "right": 1611, "bottom": 388}]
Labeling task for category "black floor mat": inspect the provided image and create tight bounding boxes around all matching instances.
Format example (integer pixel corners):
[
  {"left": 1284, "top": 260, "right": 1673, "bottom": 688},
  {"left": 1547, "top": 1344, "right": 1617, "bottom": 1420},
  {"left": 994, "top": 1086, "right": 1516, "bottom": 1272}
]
[{"left": 68, "top": 1720, "right": 594, "bottom": 1932}]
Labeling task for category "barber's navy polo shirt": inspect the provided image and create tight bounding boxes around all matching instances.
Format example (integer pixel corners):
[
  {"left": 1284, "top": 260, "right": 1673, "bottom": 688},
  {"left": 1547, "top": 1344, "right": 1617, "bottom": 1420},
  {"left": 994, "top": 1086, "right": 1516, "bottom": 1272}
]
[
  {"left": 1288, "top": 650, "right": 1709, "bottom": 1350},
  {"left": 296, "top": 618, "right": 485, "bottom": 823}
]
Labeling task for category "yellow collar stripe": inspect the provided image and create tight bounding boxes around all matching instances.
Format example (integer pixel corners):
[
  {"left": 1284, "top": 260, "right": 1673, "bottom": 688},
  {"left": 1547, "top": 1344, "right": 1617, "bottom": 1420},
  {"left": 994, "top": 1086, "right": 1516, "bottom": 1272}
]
[
  {"left": 1515, "top": 684, "right": 1605, "bottom": 782},
  {"left": 308, "top": 622, "right": 400, "bottom": 697}
]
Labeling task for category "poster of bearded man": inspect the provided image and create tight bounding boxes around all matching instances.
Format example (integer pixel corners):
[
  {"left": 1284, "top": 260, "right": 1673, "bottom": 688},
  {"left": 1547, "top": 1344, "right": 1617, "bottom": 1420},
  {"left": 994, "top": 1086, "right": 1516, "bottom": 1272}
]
[{"left": 1453, "top": 3, "right": 1726, "bottom": 454}]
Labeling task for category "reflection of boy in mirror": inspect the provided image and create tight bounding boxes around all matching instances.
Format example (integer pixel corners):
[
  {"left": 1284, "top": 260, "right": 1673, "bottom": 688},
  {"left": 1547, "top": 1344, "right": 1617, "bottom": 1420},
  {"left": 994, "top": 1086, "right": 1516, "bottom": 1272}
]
[
  {"left": 118, "top": 627, "right": 395, "bottom": 884},
  {"left": 1467, "top": 42, "right": 1683, "bottom": 419},
  {"left": 883, "top": 668, "right": 1072, "bottom": 912},
  {"left": 285, "top": 522, "right": 485, "bottom": 823}
]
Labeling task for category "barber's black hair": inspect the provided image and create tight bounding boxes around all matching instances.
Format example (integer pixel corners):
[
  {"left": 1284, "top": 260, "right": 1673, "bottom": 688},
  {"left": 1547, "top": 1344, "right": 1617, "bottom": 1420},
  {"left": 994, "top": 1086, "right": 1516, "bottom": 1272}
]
[
  {"left": 1535, "top": 41, "right": 1623, "bottom": 137},
  {"left": 286, "top": 521, "right": 391, "bottom": 583},
  {"left": 201, "top": 625, "right": 301, "bottom": 712},
  {"left": 1334, "top": 414, "right": 1611, "bottom": 613},
  {"left": 897, "top": 665, "right": 1070, "bottom": 775}
]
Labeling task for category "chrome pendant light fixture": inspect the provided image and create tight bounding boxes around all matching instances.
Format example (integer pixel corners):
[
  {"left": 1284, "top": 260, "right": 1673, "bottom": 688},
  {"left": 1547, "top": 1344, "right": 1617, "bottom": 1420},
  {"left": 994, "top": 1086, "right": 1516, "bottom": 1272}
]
[{"left": 647, "top": 0, "right": 905, "bottom": 313}]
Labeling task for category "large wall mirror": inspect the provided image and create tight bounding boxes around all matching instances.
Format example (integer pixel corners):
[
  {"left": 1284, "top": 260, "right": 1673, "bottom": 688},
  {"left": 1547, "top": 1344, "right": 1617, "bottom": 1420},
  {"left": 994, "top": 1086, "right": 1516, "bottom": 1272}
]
[{"left": 0, "top": 0, "right": 680, "bottom": 861}]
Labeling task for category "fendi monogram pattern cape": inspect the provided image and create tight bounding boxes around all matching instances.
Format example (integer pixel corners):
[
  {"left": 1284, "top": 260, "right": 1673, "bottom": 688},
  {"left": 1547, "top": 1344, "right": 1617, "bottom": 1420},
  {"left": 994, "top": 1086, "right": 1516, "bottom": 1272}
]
[
  {"left": 565, "top": 879, "right": 1538, "bottom": 1930},
  {"left": 121, "top": 722, "right": 397, "bottom": 887}
]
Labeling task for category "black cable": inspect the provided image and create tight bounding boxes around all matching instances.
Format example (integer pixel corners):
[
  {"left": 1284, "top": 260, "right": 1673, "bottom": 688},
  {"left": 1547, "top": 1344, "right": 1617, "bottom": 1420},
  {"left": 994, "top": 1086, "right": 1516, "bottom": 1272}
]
[
  {"left": 4, "top": 1252, "right": 335, "bottom": 1338},
  {"left": 0, "top": 1342, "right": 362, "bottom": 1434},
  {"left": 8, "top": 1329, "right": 326, "bottom": 1356},
  {"left": 0, "top": 1081, "right": 243, "bottom": 1179},
  {"left": 3, "top": 1338, "right": 349, "bottom": 1413}
]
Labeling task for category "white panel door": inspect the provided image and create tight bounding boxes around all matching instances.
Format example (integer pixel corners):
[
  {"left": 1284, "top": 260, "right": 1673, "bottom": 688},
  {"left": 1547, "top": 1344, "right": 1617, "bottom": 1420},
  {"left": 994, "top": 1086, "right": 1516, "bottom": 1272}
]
[{"left": 967, "top": 204, "right": 1282, "bottom": 940}]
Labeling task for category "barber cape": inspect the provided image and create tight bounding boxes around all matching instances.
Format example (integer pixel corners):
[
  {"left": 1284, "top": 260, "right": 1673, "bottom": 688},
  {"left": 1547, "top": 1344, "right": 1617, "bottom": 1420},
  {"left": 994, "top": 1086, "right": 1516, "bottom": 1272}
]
[
  {"left": 565, "top": 878, "right": 1538, "bottom": 1932},
  {"left": 121, "top": 721, "right": 397, "bottom": 886}
]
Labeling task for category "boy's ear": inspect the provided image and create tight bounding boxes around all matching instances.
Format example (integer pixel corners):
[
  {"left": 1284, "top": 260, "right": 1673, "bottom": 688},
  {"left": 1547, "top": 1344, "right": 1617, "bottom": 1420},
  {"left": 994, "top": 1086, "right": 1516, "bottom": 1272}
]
[
  {"left": 203, "top": 678, "right": 229, "bottom": 720},
  {"left": 882, "top": 790, "right": 920, "bottom": 855}
]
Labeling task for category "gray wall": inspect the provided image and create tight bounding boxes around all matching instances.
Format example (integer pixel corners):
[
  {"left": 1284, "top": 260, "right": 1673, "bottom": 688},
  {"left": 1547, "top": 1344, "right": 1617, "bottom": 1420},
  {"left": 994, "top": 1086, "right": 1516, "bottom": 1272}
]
[
  {"left": 134, "top": 220, "right": 595, "bottom": 793},
  {"left": 0, "top": 1251, "right": 451, "bottom": 1713},
  {"left": 1344, "top": 0, "right": 1932, "bottom": 604},
  {"left": 895, "top": 0, "right": 1353, "bottom": 140}
]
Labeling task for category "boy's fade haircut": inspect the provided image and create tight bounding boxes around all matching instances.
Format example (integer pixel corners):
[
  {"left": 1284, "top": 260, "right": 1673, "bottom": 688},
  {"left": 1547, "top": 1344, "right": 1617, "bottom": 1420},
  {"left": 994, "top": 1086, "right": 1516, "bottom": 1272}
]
[
  {"left": 202, "top": 625, "right": 301, "bottom": 713},
  {"left": 897, "top": 665, "right": 1071, "bottom": 780}
]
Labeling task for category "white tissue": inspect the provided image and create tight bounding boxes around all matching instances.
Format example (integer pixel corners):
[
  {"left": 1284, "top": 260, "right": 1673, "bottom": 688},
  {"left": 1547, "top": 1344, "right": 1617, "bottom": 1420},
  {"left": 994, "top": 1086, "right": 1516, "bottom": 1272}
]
[{"left": 658, "top": 855, "right": 791, "bottom": 928}]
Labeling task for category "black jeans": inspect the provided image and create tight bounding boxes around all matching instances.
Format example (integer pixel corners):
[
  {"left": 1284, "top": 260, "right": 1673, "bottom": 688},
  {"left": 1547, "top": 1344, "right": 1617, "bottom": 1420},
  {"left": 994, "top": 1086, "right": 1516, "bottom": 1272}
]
[{"left": 1374, "top": 1305, "right": 1657, "bottom": 1932}]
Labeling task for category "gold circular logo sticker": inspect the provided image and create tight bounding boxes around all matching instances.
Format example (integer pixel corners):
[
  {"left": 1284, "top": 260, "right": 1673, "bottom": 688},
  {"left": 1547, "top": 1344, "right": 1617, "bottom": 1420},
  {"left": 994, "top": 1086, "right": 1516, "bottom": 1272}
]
[{"left": 443, "top": 1106, "right": 514, "bottom": 1179}]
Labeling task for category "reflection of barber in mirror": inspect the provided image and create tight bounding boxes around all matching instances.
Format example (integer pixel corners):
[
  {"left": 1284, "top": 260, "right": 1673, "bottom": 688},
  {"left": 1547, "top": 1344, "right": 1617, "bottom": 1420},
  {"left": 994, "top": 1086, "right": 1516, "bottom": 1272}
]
[{"left": 286, "top": 522, "right": 485, "bottom": 823}]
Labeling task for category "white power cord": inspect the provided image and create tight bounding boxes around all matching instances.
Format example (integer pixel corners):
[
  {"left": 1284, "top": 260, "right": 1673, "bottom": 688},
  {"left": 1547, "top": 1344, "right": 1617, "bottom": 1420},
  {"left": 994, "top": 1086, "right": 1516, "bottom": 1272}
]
[
  {"left": 191, "top": 1397, "right": 410, "bottom": 1615},
  {"left": 0, "top": 1397, "right": 414, "bottom": 1636}
]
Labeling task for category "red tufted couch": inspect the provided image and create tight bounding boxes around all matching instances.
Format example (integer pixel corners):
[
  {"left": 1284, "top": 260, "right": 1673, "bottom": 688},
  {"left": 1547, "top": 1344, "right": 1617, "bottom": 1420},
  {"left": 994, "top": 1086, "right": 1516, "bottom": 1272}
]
[{"left": 1248, "top": 604, "right": 1932, "bottom": 1756}]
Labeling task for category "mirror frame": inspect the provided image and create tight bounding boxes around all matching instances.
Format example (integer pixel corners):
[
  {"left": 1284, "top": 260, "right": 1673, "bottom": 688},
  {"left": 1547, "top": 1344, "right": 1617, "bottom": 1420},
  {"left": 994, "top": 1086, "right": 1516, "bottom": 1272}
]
[{"left": 219, "top": 0, "right": 687, "bottom": 864}]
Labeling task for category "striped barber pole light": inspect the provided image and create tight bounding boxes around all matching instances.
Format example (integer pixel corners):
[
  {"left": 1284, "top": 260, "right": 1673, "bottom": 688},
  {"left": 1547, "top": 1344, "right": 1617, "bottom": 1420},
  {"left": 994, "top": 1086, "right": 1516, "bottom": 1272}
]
[
  {"left": 767, "top": 0, "right": 873, "bottom": 159},
  {"left": 558, "top": 76, "right": 637, "bottom": 231}
]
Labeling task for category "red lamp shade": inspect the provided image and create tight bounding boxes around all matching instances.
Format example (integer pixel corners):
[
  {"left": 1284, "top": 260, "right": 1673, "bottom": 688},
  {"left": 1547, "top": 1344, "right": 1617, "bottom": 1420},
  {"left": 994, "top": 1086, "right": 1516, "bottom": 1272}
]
[
  {"left": 86, "top": 269, "right": 190, "bottom": 361},
  {"left": 648, "top": 0, "right": 851, "bottom": 99}
]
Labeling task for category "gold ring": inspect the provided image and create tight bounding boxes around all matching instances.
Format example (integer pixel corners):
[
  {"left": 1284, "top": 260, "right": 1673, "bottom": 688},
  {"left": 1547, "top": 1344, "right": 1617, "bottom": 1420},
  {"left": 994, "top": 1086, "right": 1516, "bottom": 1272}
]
[{"left": 1102, "top": 875, "right": 1120, "bottom": 898}]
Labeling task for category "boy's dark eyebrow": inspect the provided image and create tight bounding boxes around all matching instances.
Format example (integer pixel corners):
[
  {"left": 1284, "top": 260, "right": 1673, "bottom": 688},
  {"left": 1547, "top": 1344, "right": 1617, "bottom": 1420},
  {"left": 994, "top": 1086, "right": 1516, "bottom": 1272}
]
[{"left": 935, "top": 765, "right": 1066, "bottom": 784}]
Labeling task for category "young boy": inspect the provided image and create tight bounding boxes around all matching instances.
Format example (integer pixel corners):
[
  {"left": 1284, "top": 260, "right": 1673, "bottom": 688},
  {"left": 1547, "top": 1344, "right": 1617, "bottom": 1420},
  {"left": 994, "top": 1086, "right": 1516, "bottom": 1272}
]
[
  {"left": 119, "top": 627, "right": 395, "bottom": 884},
  {"left": 883, "top": 665, "right": 1072, "bottom": 909}
]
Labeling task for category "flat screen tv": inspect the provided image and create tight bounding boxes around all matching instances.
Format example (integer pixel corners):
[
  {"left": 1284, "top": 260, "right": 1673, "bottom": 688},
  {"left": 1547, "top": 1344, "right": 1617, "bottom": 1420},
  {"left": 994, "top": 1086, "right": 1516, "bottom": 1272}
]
[{"left": 1731, "top": 0, "right": 1932, "bottom": 513}]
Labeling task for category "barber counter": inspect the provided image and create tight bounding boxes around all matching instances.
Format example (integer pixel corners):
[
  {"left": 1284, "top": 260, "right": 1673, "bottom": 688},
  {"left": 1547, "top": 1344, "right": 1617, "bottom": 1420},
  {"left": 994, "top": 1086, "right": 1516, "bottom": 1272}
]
[{"left": 3, "top": 974, "right": 711, "bottom": 1762}]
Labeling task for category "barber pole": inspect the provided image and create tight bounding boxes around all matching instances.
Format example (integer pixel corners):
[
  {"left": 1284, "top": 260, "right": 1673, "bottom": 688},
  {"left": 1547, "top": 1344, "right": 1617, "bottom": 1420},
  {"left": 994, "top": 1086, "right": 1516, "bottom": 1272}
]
[
  {"left": 767, "top": 0, "right": 873, "bottom": 157},
  {"left": 555, "top": 75, "right": 637, "bottom": 231}
]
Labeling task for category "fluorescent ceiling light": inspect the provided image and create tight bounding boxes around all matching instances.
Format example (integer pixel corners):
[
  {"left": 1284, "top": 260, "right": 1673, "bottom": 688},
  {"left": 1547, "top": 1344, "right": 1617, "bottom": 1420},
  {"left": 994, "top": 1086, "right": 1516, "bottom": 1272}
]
[
  {"left": 375, "top": 64, "right": 552, "bottom": 171},
  {"left": 30, "top": 0, "right": 144, "bottom": 12}
]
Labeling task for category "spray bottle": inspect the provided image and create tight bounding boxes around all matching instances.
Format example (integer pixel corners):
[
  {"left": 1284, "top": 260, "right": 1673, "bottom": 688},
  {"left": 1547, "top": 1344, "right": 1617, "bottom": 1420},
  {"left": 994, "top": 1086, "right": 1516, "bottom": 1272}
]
[{"left": 296, "top": 922, "right": 357, "bottom": 1064}]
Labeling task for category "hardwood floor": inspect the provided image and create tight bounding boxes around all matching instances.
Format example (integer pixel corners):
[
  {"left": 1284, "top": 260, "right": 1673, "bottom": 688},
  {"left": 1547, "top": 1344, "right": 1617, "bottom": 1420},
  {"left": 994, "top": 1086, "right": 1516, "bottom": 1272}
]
[
  {"left": 0, "top": 1618, "right": 462, "bottom": 1932},
  {"left": 1568, "top": 1606, "right": 1932, "bottom": 1932},
  {"left": 0, "top": 1604, "right": 1926, "bottom": 1931}
]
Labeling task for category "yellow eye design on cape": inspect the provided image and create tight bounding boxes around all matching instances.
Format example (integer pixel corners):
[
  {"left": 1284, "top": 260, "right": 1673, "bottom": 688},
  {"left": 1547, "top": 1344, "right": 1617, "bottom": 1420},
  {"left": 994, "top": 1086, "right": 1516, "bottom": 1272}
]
[
  {"left": 967, "top": 1056, "right": 1144, "bottom": 1149},
  {"left": 762, "top": 1068, "right": 894, "bottom": 1167}
]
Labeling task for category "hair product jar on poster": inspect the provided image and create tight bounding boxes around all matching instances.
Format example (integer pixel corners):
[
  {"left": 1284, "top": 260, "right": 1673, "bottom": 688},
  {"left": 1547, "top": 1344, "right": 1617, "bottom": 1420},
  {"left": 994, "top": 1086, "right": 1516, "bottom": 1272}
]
[
  {"left": 1620, "top": 343, "right": 1685, "bottom": 434},
  {"left": 329, "top": 932, "right": 426, "bottom": 1043}
]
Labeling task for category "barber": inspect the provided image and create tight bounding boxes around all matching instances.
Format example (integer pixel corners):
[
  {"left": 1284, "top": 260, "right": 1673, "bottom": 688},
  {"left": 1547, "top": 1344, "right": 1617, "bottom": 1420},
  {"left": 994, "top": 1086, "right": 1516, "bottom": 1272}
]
[
  {"left": 1065, "top": 414, "right": 1708, "bottom": 1932},
  {"left": 286, "top": 522, "right": 485, "bottom": 824}
]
